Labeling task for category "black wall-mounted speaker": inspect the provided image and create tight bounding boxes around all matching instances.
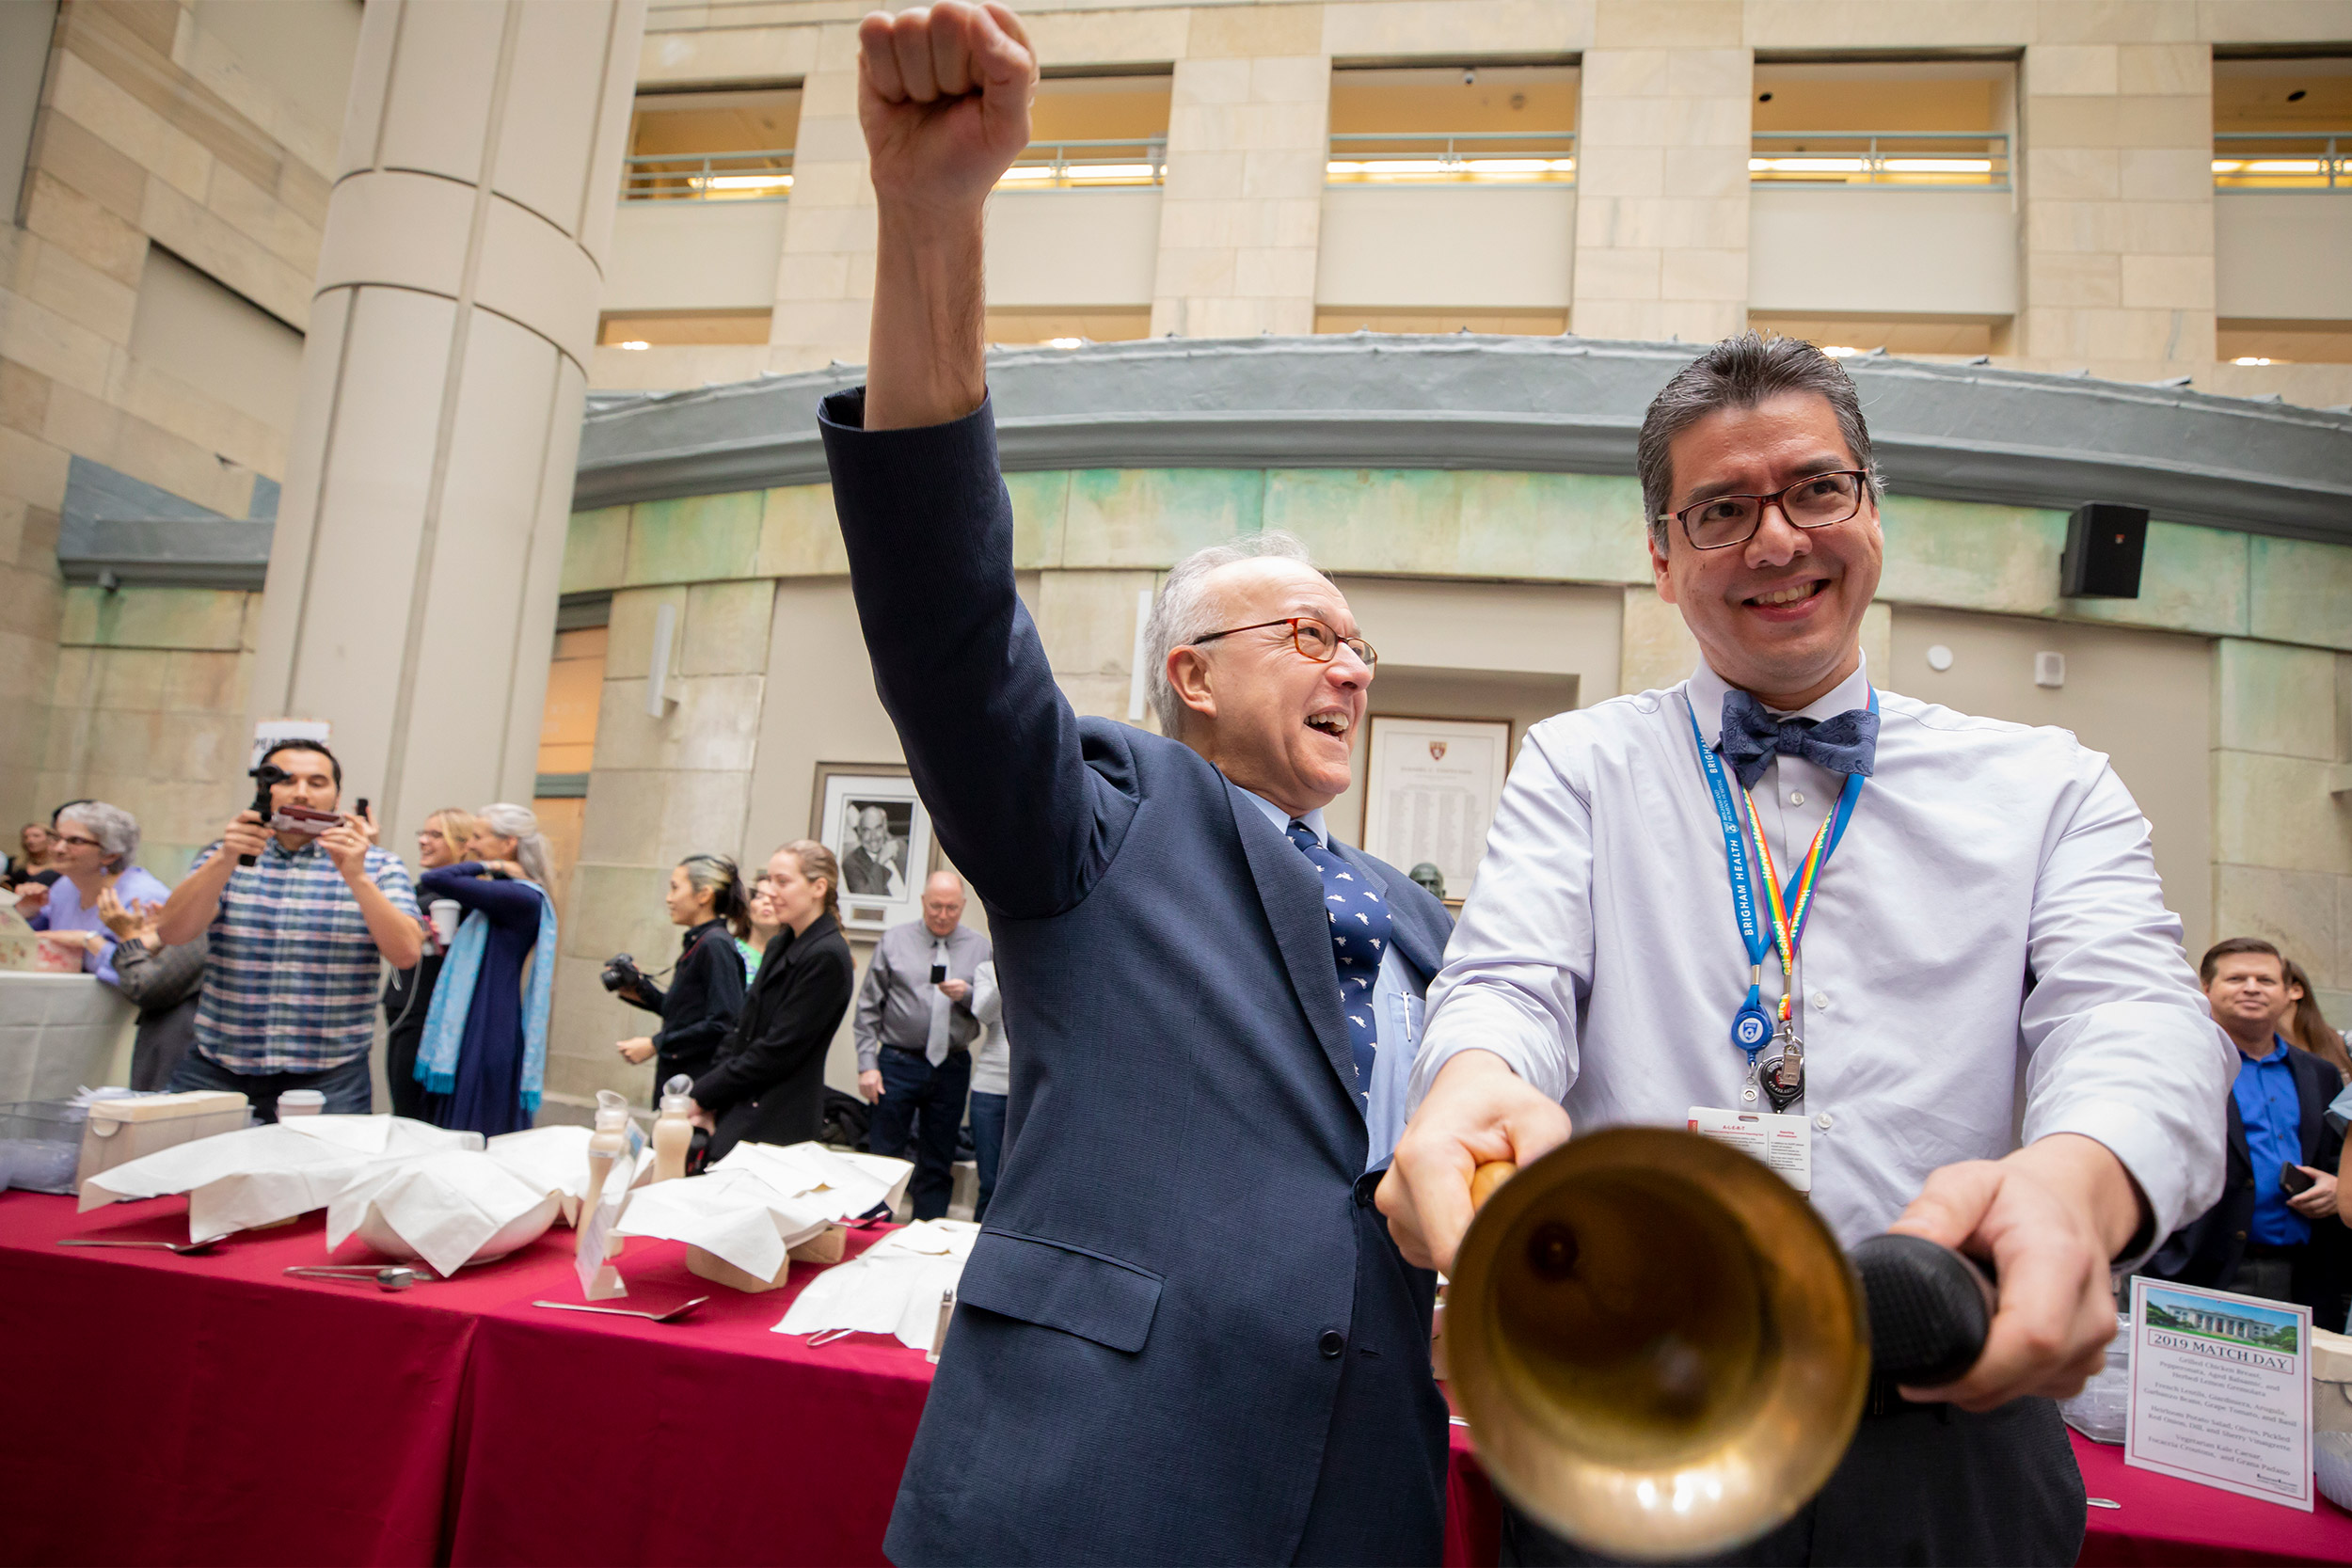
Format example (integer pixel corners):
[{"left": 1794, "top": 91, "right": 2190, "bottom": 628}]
[{"left": 2060, "top": 503, "right": 2149, "bottom": 598}]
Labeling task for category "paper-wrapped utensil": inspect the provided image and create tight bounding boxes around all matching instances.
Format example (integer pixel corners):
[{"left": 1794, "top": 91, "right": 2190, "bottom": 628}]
[
  {"left": 776, "top": 1219, "right": 978, "bottom": 1348},
  {"left": 613, "top": 1140, "right": 914, "bottom": 1291},
  {"left": 77, "top": 1117, "right": 480, "bottom": 1243},
  {"left": 327, "top": 1148, "right": 564, "bottom": 1277}
]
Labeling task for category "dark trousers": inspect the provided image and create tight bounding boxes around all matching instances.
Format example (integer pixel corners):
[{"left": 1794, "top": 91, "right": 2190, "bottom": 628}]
[
  {"left": 167, "top": 1050, "right": 374, "bottom": 1122},
  {"left": 869, "top": 1044, "right": 971, "bottom": 1221},
  {"left": 969, "top": 1089, "right": 1008, "bottom": 1224},
  {"left": 1500, "top": 1394, "right": 2084, "bottom": 1567},
  {"left": 381, "top": 956, "right": 439, "bottom": 1121}
]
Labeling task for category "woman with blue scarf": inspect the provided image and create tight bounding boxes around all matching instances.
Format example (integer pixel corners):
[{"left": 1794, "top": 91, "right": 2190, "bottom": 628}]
[{"left": 415, "top": 802, "right": 559, "bottom": 1137}]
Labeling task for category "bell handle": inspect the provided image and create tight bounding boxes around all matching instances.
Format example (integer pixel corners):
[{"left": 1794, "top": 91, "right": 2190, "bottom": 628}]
[{"left": 1470, "top": 1161, "right": 1518, "bottom": 1211}]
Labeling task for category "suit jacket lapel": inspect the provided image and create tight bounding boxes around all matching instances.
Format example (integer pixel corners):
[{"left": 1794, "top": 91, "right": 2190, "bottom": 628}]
[
  {"left": 1225, "top": 784, "right": 1358, "bottom": 1102},
  {"left": 1330, "top": 841, "right": 1443, "bottom": 983}
]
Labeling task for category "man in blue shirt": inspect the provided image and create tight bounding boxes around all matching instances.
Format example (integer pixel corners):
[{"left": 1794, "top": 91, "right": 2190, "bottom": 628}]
[{"left": 2151, "top": 938, "right": 2346, "bottom": 1311}]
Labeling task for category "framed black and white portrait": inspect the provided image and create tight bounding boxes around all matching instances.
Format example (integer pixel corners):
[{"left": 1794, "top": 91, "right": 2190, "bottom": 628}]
[{"left": 811, "top": 764, "right": 937, "bottom": 934}]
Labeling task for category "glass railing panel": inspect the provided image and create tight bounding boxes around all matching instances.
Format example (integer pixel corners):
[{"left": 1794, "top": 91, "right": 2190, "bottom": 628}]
[
  {"left": 621, "top": 149, "right": 795, "bottom": 201},
  {"left": 2213, "top": 133, "right": 2346, "bottom": 189},
  {"left": 1749, "top": 132, "right": 2010, "bottom": 189},
  {"left": 996, "top": 138, "right": 1168, "bottom": 188},
  {"left": 1326, "top": 132, "right": 1577, "bottom": 184}
]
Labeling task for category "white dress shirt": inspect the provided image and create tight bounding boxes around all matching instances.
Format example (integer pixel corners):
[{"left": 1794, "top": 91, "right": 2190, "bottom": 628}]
[
  {"left": 1235, "top": 788, "right": 1427, "bottom": 1172},
  {"left": 1411, "top": 656, "right": 2233, "bottom": 1258}
]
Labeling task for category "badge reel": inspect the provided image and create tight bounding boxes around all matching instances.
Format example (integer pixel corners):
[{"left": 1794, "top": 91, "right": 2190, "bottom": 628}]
[{"left": 1731, "top": 1005, "right": 1772, "bottom": 1105}]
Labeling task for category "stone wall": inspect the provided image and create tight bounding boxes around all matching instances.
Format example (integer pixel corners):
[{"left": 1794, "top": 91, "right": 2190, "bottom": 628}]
[{"left": 3, "top": 0, "right": 350, "bottom": 832}]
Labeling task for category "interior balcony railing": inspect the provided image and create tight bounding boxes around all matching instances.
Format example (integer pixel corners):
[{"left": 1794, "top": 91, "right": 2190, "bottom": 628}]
[
  {"left": 1326, "top": 131, "right": 1577, "bottom": 183},
  {"left": 1749, "top": 132, "right": 2010, "bottom": 188},
  {"left": 622, "top": 148, "right": 795, "bottom": 201},
  {"left": 2213, "top": 132, "right": 2347, "bottom": 189},
  {"left": 996, "top": 138, "right": 1168, "bottom": 188}
]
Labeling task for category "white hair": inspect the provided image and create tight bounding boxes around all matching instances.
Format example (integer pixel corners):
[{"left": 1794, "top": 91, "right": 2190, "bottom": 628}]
[
  {"left": 475, "top": 801, "right": 553, "bottom": 888},
  {"left": 1142, "top": 530, "right": 1322, "bottom": 736},
  {"left": 58, "top": 800, "right": 139, "bottom": 871}
]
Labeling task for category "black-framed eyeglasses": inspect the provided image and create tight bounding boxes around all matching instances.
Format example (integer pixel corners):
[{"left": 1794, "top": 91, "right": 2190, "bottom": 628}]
[
  {"left": 1661, "top": 470, "right": 1871, "bottom": 551},
  {"left": 1192, "top": 617, "right": 1377, "bottom": 670}
]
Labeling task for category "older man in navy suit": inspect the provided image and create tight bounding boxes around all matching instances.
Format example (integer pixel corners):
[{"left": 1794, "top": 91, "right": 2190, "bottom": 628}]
[{"left": 819, "top": 6, "right": 1454, "bottom": 1562}]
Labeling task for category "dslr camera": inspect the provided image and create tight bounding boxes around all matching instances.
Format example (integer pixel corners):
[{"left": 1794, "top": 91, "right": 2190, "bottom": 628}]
[{"left": 601, "top": 953, "right": 652, "bottom": 996}]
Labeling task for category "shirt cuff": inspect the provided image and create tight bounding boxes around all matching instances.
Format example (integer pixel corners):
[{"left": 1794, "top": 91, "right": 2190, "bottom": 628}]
[
  {"left": 856, "top": 1043, "right": 880, "bottom": 1073},
  {"left": 1407, "top": 989, "right": 1573, "bottom": 1114}
]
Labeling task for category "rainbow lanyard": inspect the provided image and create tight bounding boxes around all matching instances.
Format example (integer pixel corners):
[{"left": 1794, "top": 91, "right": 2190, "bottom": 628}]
[{"left": 1684, "top": 688, "right": 1875, "bottom": 1063}]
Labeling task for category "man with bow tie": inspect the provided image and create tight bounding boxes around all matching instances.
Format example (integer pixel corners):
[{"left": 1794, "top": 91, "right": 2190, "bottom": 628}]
[{"left": 1381, "top": 332, "right": 2235, "bottom": 1565}]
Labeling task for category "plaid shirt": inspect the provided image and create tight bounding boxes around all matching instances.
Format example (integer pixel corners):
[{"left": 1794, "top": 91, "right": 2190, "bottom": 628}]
[{"left": 192, "top": 837, "right": 421, "bottom": 1074}]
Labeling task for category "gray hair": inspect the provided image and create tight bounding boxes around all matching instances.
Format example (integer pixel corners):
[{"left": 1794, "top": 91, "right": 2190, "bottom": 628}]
[
  {"left": 57, "top": 800, "right": 139, "bottom": 871},
  {"left": 475, "top": 801, "right": 553, "bottom": 889},
  {"left": 1635, "top": 331, "right": 1884, "bottom": 556},
  {"left": 1142, "top": 530, "right": 1322, "bottom": 736}
]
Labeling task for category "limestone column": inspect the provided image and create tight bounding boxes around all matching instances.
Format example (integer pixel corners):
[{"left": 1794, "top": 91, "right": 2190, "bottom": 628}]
[
  {"left": 1151, "top": 4, "right": 1330, "bottom": 338},
  {"left": 1571, "top": 1, "right": 1750, "bottom": 343},
  {"left": 766, "top": 24, "right": 875, "bottom": 373},
  {"left": 2014, "top": 40, "right": 2216, "bottom": 376},
  {"left": 246, "top": 0, "right": 647, "bottom": 842}
]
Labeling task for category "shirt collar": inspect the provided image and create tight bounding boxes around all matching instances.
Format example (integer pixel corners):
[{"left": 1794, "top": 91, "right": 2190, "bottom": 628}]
[
  {"left": 1686, "top": 652, "right": 1873, "bottom": 748},
  {"left": 1235, "top": 784, "right": 1328, "bottom": 848},
  {"left": 2249, "top": 1034, "right": 2292, "bottom": 1066}
]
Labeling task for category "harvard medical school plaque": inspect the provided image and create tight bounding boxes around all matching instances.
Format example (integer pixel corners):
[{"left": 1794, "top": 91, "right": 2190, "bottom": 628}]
[{"left": 2126, "top": 1276, "right": 2313, "bottom": 1511}]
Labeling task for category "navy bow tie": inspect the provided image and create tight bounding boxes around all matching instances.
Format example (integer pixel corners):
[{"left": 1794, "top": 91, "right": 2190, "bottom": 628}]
[{"left": 1717, "top": 689, "right": 1880, "bottom": 791}]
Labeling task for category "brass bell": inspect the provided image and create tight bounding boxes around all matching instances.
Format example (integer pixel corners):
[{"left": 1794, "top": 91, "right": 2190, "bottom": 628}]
[{"left": 1445, "top": 1127, "right": 1870, "bottom": 1561}]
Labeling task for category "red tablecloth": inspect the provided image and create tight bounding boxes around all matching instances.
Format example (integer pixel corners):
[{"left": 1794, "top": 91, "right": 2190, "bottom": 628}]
[
  {"left": 0, "top": 1191, "right": 922, "bottom": 1567},
  {"left": 8, "top": 1188, "right": 2352, "bottom": 1567}
]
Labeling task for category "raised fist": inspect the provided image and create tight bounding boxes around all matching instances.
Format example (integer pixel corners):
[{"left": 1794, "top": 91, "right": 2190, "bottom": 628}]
[{"left": 858, "top": 3, "right": 1037, "bottom": 213}]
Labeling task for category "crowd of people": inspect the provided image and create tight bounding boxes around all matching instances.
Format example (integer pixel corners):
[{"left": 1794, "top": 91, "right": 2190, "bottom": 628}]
[
  {"left": 3, "top": 743, "right": 1019, "bottom": 1205},
  {"left": 4, "top": 745, "right": 565, "bottom": 1133}
]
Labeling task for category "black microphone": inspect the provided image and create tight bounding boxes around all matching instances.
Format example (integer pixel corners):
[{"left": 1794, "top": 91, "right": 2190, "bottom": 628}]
[{"left": 1851, "top": 1232, "right": 1997, "bottom": 1387}]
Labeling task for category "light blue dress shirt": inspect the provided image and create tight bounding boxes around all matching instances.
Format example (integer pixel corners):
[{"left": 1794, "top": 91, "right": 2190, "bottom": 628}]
[{"left": 1234, "top": 787, "right": 1425, "bottom": 1173}]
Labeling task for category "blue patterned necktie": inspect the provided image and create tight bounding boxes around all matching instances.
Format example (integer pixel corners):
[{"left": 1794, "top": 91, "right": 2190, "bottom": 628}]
[
  {"left": 1286, "top": 820, "right": 1390, "bottom": 1112},
  {"left": 1716, "top": 688, "right": 1881, "bottom": 791}
]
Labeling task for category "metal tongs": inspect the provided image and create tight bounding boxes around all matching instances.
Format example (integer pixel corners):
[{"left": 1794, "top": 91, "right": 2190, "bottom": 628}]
[{"left": 285, "top": 1263, "right": 433, "bottom": 1291}]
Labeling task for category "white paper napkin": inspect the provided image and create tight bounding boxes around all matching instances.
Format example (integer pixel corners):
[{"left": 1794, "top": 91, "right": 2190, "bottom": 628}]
[
  {"left": 78, "top": 1117, "right": 481, "bottom": 1243},
  {"left": 608, "top": 1141, "right": 912, "bottom": 1284},
  {"left": 326, "top": 1148, "right": 563, "bottom": 1277},
  {"left": 776, "top": 1219, "right": 979, "bottom": 1348},
  {"left": 481, "top": 1124, "right": 641, "bottom": 1226}
]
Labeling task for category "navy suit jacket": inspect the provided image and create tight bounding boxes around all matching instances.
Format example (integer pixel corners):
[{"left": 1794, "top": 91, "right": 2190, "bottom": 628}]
[
  {"left": 821, "top": 393, "right": 1454, "bottom": 1565},
  {"left": 2151, "top": 1042, "right": 2344, "bottom": 1291}
]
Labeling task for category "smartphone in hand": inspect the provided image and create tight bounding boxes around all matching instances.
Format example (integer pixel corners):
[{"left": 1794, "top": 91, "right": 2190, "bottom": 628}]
[
  {"left": 930, "top": 961, "right": 948, "bottom": 985},
  {"left": 2282, "top": 1162, "right": 2318, "bottom": 1197}
]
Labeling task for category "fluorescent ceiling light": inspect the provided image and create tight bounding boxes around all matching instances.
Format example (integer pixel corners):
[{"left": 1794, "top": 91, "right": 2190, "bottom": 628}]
[{"left": 618, "top": 341, "right": 651, "bottom": 351}]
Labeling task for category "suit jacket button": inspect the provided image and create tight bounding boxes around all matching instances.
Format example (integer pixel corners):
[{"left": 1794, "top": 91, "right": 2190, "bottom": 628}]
[
  {"left": 2235, "top": 1230, "right": 2249, "bottom": 1241},
  {"left": 1319, "top": 1329, "right": 1345, "bottom": 1358}
]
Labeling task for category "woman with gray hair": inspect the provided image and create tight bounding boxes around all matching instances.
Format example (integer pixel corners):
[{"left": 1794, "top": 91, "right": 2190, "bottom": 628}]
[
  {"left": 413, "top": 803, "right": 560, "bottom": 1136},
  {"left": 27, "top": 801, "right": 172, "bottom": 987}
]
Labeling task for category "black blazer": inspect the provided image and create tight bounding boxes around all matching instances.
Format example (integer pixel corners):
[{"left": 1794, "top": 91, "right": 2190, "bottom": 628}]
[
  {"left": 649, "top": 919, "right": 746, "bottom": 1085},
  {"left": 2151, "top": 1041, "right": 2344, "bottom": 1290},
  {"left": 823, "top": 393, "right": 1458, "bottom": 1566},
  {"left": 691, "top": 912, "right": 853, "bottom": 1163}
]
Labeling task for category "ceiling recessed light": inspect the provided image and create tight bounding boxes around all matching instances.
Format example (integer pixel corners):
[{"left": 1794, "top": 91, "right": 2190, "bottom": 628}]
[
  {"left": 618, "top": 341, "right": 651, "bottom": 351},
  {"left": 1821, "top": 345, "right": 1859, "bottom": 357},
  {"left": 2233, "top": 356, "right": 2273, "bottom": 366}
]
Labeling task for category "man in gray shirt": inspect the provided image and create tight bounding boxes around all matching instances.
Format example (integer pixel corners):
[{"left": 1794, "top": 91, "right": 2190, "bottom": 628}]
[{"left": 855, "top": 870, "right": 992, "bottom": 1218}]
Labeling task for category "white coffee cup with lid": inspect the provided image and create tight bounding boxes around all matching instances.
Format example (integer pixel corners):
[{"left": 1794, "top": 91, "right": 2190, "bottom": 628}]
[
  {"left": 278, "top": 1089, "right": 326, "bottom": 1117},
  {"left": 429, "top": 898, "right": 462, "bottom": 947}
]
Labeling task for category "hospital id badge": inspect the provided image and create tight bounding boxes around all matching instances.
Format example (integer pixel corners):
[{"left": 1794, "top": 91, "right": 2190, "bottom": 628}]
[{"left": 1687, "top": 1106, "right": 1812, "bottom": 1195}]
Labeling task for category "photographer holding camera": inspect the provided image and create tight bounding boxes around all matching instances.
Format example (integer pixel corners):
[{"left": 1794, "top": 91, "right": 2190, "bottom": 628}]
[
  {"left": 612, "top": 853, "right": 751, "bottom": 1091},
  {"left": 156, "top": 742, "right": 423, "bottom": 1120}
]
